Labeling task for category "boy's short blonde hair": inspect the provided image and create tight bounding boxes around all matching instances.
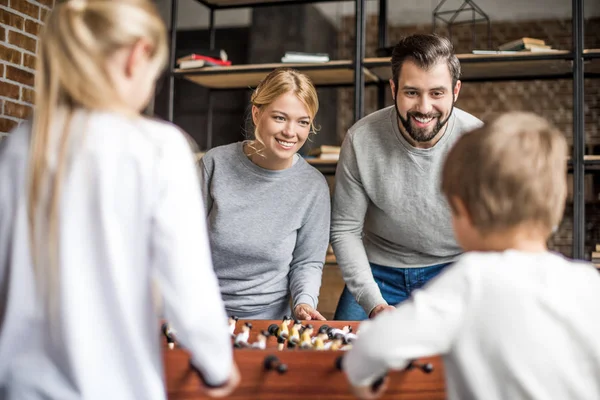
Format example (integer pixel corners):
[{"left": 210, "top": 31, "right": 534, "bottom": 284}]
[{"left": 441, "top": 112, "right": 568, "bottom": 236}]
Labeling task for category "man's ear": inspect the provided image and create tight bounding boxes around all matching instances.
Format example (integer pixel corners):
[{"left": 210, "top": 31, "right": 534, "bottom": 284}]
[
  {"left": 453, "top": 80, "right": 462, "bottom": 102},
  {"left": 126, "top": 39, "right": 151, "bottom": 78},
  {"left": 389, "top": 79, "right": 396, "bottom": 101}
]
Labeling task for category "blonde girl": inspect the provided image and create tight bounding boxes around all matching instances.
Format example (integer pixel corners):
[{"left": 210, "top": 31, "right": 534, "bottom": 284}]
[{"left": 0, "top": 0, "right": 238, "bottom": 398}]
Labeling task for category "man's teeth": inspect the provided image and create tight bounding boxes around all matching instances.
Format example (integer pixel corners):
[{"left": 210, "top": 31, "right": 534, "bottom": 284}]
[
  {"left": 414, "top": 116, "right": 433, "bottom": 123},
  {"left": 277, "top": 139, "right": 295, "bottom": 148}
]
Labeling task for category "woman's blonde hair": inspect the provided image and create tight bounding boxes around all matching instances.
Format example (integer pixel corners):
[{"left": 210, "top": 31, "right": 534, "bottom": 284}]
[
  {"left": 246, "top": 68, "right": 319, "bottom": 154},
  {"left": 28, "top": 0, "right": 167, "bottom": 305}
]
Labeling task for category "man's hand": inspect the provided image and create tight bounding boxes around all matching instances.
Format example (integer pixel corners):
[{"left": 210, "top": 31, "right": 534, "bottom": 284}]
[
  {"left": 348, "top": 376, "right": 389, "bottom": 400},
  {"left": 203, "top": 362, "right": 241, "bottom": 398},
  {"left": 369, "top": 304, "right": 395, "bottom": 319},
  {"left": 294, "top": 303, "right": 326, "bottom": 321}
]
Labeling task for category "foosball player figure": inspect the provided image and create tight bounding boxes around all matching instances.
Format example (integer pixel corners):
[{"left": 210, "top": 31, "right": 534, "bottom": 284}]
[
  {"left": 328, "top": 325, "right": 353, "bottom": 340},
  {"left": 345, "top": 329, "right": 358, "bottom": 344},
  {"left": 329, "top": 334, "right": 345, "bottom": 351},
  {"left": 252, "top": 330, "right": 269, "bottom": 350},
  {"left": 313, "top": 330, "right": 329, "bottom": 350},
  {"left": 287, "top": 320, "right": 302, "bottom": 349},
  {"left": 300, "top": 324, "right": 314, "bottom": 349},
  {"left": 234, "top": 322, "right": 252, "bottom": 348},
  {"left": 228, "top": 316, "right": 239, "bottom": 338},
  {"left": 274, "top": 316, "right": 292, "bottom": 350},
  {"left": 161, "top": 322, "right": 176, "bottom": 350}
]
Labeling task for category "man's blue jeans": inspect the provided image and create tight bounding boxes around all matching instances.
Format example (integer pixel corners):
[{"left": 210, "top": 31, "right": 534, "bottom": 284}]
[{"left": 333, "top": 262, "right": 452, "bottom": 321}]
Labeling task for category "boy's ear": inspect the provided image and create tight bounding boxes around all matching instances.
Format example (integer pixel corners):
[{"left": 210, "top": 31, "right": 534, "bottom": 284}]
[{"left": 451, "top": 196, "right": 472, "bottom": 222}]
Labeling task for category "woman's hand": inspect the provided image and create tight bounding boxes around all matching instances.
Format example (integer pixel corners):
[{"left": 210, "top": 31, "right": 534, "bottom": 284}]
[{"left": 294, "top": 303, "right": 326, "bottom": 320}]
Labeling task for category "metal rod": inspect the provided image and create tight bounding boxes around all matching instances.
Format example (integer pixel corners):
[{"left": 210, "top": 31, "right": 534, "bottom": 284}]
[
  {"left": 378, "top": 0, "right": 387, "bottom": 50},
  {"left": 206, "top": 90, "right": 214, "bottom": 150},
  {"left": 354, "top": 0, "right": 366, "bottom": 122},
  {"left": 209, "top": 9, "right": 216, "bottom": 50},
  {"left": 206, "top": 0, "right": 341, "bottom": 9},
  {"left": 377, "top": 0, "right": 387, "bottom": 110},
  {"left": 168, "top": 0, "right": 178, "bottom": 122},
  {"left": 572, "top": 0, "right": 585, "bottom": 259},
  {"left": 377, "top": 82, "right": 386, "bottom": 109}
]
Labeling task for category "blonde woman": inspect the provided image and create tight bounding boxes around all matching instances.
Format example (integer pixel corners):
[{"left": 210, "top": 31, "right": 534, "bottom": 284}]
[
  {"left": 201, "top": 68, "right": 330, "bottom": 321},
  {"left": 0, "top": 0, "right": 238, "bottom": 398}
]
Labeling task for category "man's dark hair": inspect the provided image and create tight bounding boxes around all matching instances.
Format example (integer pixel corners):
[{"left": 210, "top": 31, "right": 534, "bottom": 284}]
[{"left": 391, "top": 34, "right": 461, "bottom": 87}]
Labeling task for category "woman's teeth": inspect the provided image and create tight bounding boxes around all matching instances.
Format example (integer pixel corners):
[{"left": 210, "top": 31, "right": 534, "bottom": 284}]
[{"left": 277, "top": 139, "right": 295, "bottom": 148}]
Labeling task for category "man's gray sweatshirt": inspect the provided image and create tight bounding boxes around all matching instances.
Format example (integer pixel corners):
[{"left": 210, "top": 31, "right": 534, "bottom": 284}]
[{"left": 331, "top": 106, "right": 483, "bottom": 314}]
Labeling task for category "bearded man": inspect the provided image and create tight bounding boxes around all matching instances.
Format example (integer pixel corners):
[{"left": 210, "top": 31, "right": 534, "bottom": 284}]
[{"left": 331, "top": 34, "right": 483, "bottom": 321}]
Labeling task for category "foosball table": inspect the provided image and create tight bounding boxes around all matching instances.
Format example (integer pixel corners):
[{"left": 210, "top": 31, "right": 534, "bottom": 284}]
[{"left": 162, "top": 319, "right": 445, "bottom": 399}]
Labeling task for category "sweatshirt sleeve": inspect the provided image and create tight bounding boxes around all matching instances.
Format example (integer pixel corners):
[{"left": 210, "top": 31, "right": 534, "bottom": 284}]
[
  {"left": 330, "top": 132, "right": 385, "bottom": 315},
  {"left": 288, "top": 176, "right": 331, "bottom": 311},
  {"left": 150, "top": 129, "right": 232, "bottom": 386},
  {"left": 343, "top": 260, "right": 475, "bottom": 386}
]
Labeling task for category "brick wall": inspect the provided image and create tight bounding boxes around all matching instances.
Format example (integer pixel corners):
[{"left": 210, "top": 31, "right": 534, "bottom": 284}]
[
  {"left": 336, "top": 16, "right": 600, "bottom": 258},
  {"left": 0, "top": 0, "right": 54, "bottom": 140}
]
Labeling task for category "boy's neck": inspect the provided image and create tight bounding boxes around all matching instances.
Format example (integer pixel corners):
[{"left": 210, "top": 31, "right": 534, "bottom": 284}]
[{"left": 472, "top": 225, "right": 549, "bottom": 253}]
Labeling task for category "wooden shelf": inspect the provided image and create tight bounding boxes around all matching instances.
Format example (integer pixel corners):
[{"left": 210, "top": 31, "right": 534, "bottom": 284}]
[
  {"left": 177, "top": 60, "right": 379, "bottom": 89},
  {"left": 196, "top": 0, "right": 338, "bottom": 7},
  {"left": 366, "top": 50, "right": 600, "bottom": 82},
  {"left": 177, "top": 50, "right": 600, "bottom": 90}
]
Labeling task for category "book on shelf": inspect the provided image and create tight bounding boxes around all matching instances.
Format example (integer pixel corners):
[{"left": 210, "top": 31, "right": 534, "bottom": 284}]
[
  {"left": 177, "top": 55, "right": 232, "bottom": 69},
  {"left": 177, "top": 49, "right": 228, "bottom": 63},
  {"left": 307, "top": 145, "right": 340, "bottom": 156},
  {"left": 497, "top": 37, "right": 548, "bottom": 51},
  {"left": 281, "top": 51, "right": 330, "bottom": 63}
]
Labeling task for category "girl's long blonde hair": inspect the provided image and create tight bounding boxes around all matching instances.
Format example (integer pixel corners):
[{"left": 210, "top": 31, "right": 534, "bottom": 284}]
[{"left": 28, "top": 0, "right": 167, "bottom": 306}]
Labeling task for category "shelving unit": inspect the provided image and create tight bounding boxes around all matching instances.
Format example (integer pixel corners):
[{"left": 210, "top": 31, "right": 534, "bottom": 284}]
[
  {"left": 374, "top": 0, "right": 592, "bottom": 260},
  {"left": 166, "top": 0, "right": 368, "bottom": 127},
  {"left": 166, "top": 0, "right": 594, "bottom": 259},
  {"left": 176, "top": 60, "right": 379, "bottom": 89}
]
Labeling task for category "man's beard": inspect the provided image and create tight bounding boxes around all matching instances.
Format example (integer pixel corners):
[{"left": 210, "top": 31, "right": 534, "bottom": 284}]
[{"left": 394, "top": 96, "right": 454, "bottom": 143}]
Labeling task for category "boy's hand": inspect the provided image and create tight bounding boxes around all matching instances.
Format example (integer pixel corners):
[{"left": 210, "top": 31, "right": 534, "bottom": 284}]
[
  {"left": 294, "top": 303, "right": 326, "bottom": 320},
  {"left": 203, "top": 362, "right": 241, "bottom": 398},
  {"left": 369, "top": 304, "right": 395, "bottom": 319},
  {"left": 348, "top": 376, "right": 389, "bottom": 399}
]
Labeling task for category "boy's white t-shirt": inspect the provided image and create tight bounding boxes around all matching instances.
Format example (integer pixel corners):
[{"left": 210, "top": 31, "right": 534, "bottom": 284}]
[
  {"left": 0, "top": 110, "right": 232, "bottom": 399},
  {"left": 344, "top": 250, "right": 600, "bottom": 400}
]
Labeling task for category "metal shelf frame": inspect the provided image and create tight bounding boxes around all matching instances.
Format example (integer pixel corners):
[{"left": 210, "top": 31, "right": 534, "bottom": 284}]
[{"left": 375, "top": 0, "right": 588, "bottom": 259}]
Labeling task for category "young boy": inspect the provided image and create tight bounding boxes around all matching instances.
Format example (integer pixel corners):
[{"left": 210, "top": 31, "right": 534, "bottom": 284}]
[{"left": 342, "top": 112, "right": 600, "bottom": 400}]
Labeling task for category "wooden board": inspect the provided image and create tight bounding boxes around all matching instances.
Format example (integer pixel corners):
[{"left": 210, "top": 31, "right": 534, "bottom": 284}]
[
  {"left": 178, "top": 61, "right": 379, "bottom": 89},
  {"left": 163, "top": 320, "right": 445, "bottom": 400},
  {"left": 198, "top": 0, "right": 332, "bottom": 6},
  {"left": 365, "top": 50, "right": 600, "bottom": 81}
]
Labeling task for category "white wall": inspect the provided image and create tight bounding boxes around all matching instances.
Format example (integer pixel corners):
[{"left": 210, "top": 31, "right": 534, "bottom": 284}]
[{"left": 156, "top": 0, "right": 600, "bottom": 30}]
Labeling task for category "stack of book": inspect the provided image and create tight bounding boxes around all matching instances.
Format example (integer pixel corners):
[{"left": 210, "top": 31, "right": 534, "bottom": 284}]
[
  {"left": 591, "top": 245, "right": 600, "bottom": 269},
  {"left": 281, "top": 51, "right": 330, "bottom": 63},
  {"left": 473, "top": 37, "right": 559, "bottom": 55},
  {"left": 176, "top": 49, "right": 231, "bottom": 69},
  {"left": 497, "top": 37, "right": 556, "bottom": 52},
  {"left": 306, "top": 145, "right": 340, "bottom": 161}
]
